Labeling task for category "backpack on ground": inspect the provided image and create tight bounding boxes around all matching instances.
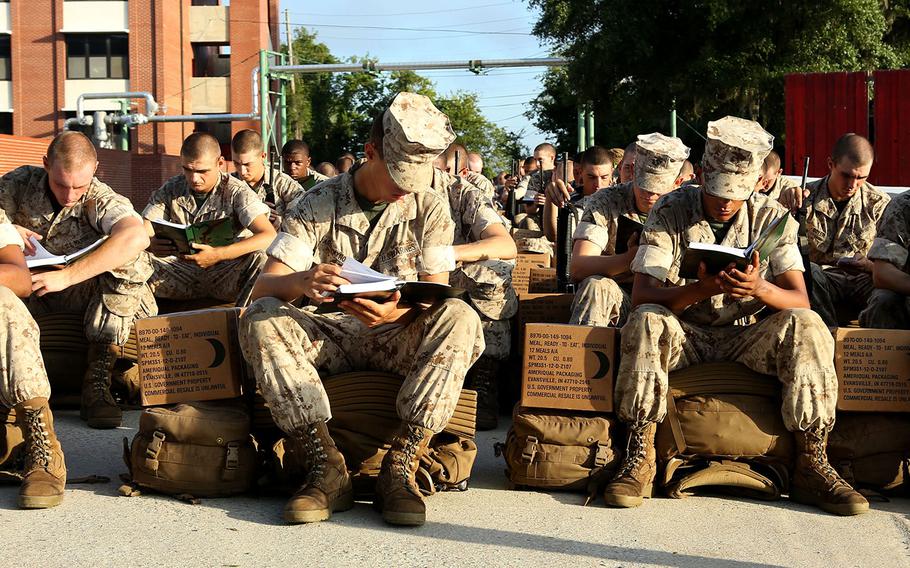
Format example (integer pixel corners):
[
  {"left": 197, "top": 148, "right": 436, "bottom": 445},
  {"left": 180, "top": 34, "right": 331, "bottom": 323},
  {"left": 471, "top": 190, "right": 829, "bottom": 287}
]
[
  {"left": 0, "top": 408, "right": 23, "bottom": 481},
  {"left": 123, "top": 401, "right": 256, "bottom": 498},
  {"left": 498, "top": 405, "right": 621, "bottom": 500},
  {"left": 827, "top": 412, "right": 910, "bottom": 494},
  {"left": 271, "top": 372, "right": 478, "bottom": 496},
  {"left": 656, "top": 363, "right": 794, "bottom": 500}
]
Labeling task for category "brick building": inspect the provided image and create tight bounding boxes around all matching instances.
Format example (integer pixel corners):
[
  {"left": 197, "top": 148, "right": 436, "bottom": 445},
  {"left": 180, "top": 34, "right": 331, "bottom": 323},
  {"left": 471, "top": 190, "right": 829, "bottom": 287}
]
[{"left": 1, "top": 0, "right": 280, "bottom": 156}]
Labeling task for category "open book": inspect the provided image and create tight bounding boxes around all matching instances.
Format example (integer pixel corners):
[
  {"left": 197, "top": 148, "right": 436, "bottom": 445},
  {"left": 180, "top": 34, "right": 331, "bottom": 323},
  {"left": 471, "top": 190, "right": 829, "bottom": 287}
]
[
  {"left": 26, "top": 236, "right": 105, "bottom": 269},
  {"left": 615, "top": 215, "right": 644, "bottom": 254},
  {"left": 151, "top": 217, "right": 234, "bottom": 255},
  {"left": 678, "top": 214, "right": 790, "bottom": 280},
  {"left": 330, "top": 257, "right": 464, "bottom": 303}
]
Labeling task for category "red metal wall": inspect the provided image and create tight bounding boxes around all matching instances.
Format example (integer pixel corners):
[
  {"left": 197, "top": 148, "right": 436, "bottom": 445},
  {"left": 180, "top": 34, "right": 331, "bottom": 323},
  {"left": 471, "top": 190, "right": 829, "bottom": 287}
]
[
  {"left": 871, "top": 70, "right": 910, "bottom": 187},
  {"left": 784, "top": 72, "right": 869, "bottom": 179}
]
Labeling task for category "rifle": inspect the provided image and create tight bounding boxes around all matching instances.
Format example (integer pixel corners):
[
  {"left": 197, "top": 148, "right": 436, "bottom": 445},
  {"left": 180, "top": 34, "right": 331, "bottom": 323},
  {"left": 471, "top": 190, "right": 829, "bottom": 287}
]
[
  {"left": 795, "top": 156, "right": 813, "bottom": 298},
  {"left": 555, "top": 152, "right": 576, "bottom": 293},
  {"left": 506, "top": 159, "right": 518, "bottom": 220}
]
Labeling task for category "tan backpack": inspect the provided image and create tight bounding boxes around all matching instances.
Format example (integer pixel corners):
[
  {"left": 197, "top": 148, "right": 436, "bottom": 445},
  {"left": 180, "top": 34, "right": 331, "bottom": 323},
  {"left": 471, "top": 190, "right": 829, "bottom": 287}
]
[
  {"left": 827, "top": 413, "right": 910, "bottom": 493},
  {"left": 271, "top": 372, "right": 478, "bottom": 496},
  {"left": 123, "top": 401, "right": 257, "bottom": 498},
  {"left": 656, "top": 363, "right": 794, "bottom": 500},
  {"left": 0, "top": 408, "right": 24, "bottom": 481},
  {"left": 498, "top": 405, "right": 621, "bottom": 499}
]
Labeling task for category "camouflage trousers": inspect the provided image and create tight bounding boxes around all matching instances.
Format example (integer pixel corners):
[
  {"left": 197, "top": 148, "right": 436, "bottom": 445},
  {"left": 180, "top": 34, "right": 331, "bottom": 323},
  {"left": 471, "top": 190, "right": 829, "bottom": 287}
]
[
  {"left": 27, "top": 272, "right": 156, "bottom": 346},
  {"left": 616, "top": 304, "right": 837, "bottom": 432},
  {"left": 147, "top": 251, "right": 265, "bottom": 305},
  {"left": 450, "top": 260, "right": 517, "bottom": 361},
  {"left": 514, "top": 213, "right": 542, "bottom": 232},
  {"left": 569, "top": 276, "right": 631, "bottom": 327},
  {"left": 859, "top": 289, "right": 910, "bottom": 329},
  {"left": 240, "top": 297, "right": 485, "bottom": 433},
  {"left": 0, "top": 286, "right": 51, "bottom": 407},
  {"left": 809, "top": 264, "right": 874, "bottom": 326}
]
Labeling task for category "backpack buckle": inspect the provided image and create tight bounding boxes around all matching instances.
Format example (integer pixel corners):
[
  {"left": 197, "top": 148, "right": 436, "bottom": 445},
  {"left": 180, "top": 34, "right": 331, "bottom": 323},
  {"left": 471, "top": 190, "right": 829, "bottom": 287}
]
[
  {"left": 522, "top": 436, "right": 538, "bottom": 463},
  {"left": 593, "top": 442, "right": 609, "bottom": 467},
  {"left": 145, "top": 431, "right": 166, "bottom": 472},
  {"left": 225, "top": 442, "right": 240, "bottom": 470}
]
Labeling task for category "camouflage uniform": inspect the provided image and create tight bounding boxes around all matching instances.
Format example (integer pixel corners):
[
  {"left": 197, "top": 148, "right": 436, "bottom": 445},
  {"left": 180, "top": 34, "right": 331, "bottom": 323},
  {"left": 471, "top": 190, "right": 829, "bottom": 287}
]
[
  {"left": 514, "top": 169, "right": 552, "bottom": 201},
  {"left": 142, "top": 173, "right": 270, "bottom": 303},
  {"left": 803, "top": 176, "right": 889, "bottom": 326},
  {"left": 763, "top": 174, "right": 800, "bottom": 203},
  {"left": 0, "top": 166, "right": 154, "bottom": 346},
  {"left": 240, "top": 173, "right": 485, "bottom": 434},
  {"left": 233, "top": 168, "right": 304, "bottom": 218},
  {"left": 618, "top": 188, "right": 836, "bottom": 432},
  {"left": 570, "top": 133, "right": 690, "bottom": 327},
  {"left": 569, "top": 183, "right": 638, "bottom": 327},
  {"left": 463, "top": 170, "right": 497, "bottom": 201},
  {"left": 860, "top": 191, "right": 910, "bottom": 328},
  {"left": 0, "top": 225, "right": 51, "bottom": 407},
  {"left": 297, "top": 168, "right": 330, "bottom": 191},
  {"left": 432, "top": 169, "right": 516, "bottom": 360}
]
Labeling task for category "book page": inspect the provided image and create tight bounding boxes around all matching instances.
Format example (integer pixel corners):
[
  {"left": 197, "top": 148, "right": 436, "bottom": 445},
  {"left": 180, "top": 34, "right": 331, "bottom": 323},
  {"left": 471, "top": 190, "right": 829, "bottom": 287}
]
[
  {"left": 151, "top": 219, "right": 189, "bottom": 229},
  {"left": 688, "top": 242, "right": 747, "bottom": 257},
  {"left": 339, "top": 257, "right": 396, "bottom": 285},
  {"left": 26, "top": 237, "right": 62, "bottom": 264}
]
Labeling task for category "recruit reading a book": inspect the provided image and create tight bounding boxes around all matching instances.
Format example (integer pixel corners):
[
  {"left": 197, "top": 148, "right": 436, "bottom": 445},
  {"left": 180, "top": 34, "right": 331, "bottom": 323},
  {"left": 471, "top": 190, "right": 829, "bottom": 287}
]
[
  {"left": 678, "top": 214, "right": 790, "bottom": 280},
  {"left": 26, "top": 236, "right": 105, "bottom": 269},
  {"left": 151, "top": 218, "right": 234, "bottom": 255},
  {"left": 330, "top": 257, "right": 464, "bottom": 304}
]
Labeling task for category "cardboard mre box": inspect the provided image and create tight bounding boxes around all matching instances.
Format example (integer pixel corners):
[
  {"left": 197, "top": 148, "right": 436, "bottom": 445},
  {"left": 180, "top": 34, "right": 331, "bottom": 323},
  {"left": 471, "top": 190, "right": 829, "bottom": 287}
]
[
  {"left": 528, "top": 267, "right": 558, "bottom": 293},
  {"left": 137, "top": 308, "right": 244, "bottom": 406},
  {"left": 834, "top": 328, "right": 910, "bottom": 412},
  {"left": 521, "top": 323, "right": 616, "bottom": 412},
  {"left": 512, "top": 253, "right": 552, "bottom": 296}
]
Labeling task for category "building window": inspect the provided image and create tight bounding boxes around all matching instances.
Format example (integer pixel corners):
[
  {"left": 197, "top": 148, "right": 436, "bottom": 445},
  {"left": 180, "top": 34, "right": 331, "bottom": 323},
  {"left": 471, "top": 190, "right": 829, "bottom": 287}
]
[
  {"left": 66, "top": 34, "right": 129, "bottom": 80},
  {"left": 0, "top": 36, "right": 9, "bottom": 81},
  {"left": 0, "top": 113, "right": 11, "bottom": 135}
]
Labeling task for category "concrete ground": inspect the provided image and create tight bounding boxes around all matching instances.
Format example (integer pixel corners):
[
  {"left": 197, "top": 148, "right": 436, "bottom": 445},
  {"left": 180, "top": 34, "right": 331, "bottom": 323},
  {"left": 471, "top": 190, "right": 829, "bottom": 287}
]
[{"left": 0, "top": 410, "right": 908, "bottom": 568}]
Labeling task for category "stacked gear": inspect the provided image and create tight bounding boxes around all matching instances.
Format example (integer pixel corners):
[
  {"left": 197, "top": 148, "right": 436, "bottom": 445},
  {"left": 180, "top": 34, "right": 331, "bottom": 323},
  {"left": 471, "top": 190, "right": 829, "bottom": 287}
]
[
  {"left": 827, "top": 412, "right": 910, "bottom": 494},
  {"left": 34, "top": 311, "right": 140, "bottom": 409},
  {"left": 498, "top": 405, "right": 621, "bottom": 503},
  {"left": 655, "top": 363, "right": 794, "bottom": 500},
  {"left": 270, "top": 372, "right": 478, "bottom": 497}
]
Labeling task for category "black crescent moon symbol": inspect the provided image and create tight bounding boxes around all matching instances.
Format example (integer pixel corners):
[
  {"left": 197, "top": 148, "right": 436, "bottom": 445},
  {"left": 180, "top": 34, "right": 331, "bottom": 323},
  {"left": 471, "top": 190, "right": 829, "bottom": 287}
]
[
  {"left": 591, "top": 350, "right": 611, "bottom": 380},
  {"left": 205, "top": 338, "right": 227, "bottom": 368}
]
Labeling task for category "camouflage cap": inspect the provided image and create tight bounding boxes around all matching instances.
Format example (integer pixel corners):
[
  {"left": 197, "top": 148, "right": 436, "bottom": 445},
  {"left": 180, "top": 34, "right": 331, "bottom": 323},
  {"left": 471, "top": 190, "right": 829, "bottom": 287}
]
[
  {"left": 633, "top": 133, "right": 690, "bottom": 194},
  {"left": 702, "top": 116, "right": 773, "bottom": 200},
  {"left": 382, "top": 92, "right": 456, "bottom": 193}
]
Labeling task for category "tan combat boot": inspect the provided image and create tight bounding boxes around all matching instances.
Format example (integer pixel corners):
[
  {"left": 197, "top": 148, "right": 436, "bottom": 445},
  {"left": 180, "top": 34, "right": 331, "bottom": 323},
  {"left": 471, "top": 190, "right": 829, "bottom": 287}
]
[
  {"left": 790, "top": 426, "right": 869, "bottom": 516},
  {"left": 284, "top": 421, "right": 353, "bottom": 524},
  {"left": 374, "top": 423, "right": 433, "bottom": 526},
  {"left": 80, "top": 344, "right": 122, "bottom": 429},
  {"left": 17, "top": 398, "right": 66, "bottom": 509},
  {"left": 603, "top": 421, "right": 657, "bottom": 508},
  {"left": 467, "top": 356, "right": 500, "bottom": 431}
]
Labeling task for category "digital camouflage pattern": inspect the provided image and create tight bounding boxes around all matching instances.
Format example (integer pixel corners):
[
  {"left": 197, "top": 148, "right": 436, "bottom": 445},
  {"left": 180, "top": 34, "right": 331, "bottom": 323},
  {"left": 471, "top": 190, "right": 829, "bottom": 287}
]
[
  {"left": 244, "top": 165, "right": 484, "bottom": 432},
  {"left": 574, "top": 182, "right": 641, "bottom": 262},
  {"left": 0, "top": 286, "right": 51, "bottom": 408},
  {"left": 862, "top": 191, "right": 910, "bottom": 328},
  {"left": 633, "top": 133, "right": 689, "bottom": 193},
  {"left": 569, "top": 275, "right": 631, "bottom": 327},
  {"left": 632, "top": 185, "right": 803, "bottom": 326},
  {"left": 382, "top": 92, "right": 456, "bottom": 194},
  {"left": 143, "top": 172, "right": 270, "bottom": 302},
  {"left": 463, "top": 170, "right": 497, "bottom": 201},
  {"left": 616, "top": 304, "right": 837, "bottom": 432},
  {"left": 233, "top": 168, "right": 305, "bottom": 217},
  {"left": 701, "top": 116, "right": 773, "bottom": 201},
  {"left": 449, "top": 260, "right": 517, "bottom": 321},
  {"left": 0, "top": 166, "right": 154, "bottom": 345},
  {"left": 431, "top": 169, "right": 503, "bottom": 246},
  {"left": 142, "top": 172, "right": 270, "bottom": 229},
  {"left": 762, "top": 175, "right": 800, "bottom": 203}
]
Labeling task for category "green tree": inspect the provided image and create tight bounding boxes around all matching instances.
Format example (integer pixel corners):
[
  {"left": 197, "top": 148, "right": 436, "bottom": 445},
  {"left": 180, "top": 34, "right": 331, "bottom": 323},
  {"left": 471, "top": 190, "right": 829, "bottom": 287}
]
[
  {"left": 527, "top": 0, "right": 910, "bottom": 158},
  {"left": 282, "top": 31, "right": 525, "bottom": 171}
]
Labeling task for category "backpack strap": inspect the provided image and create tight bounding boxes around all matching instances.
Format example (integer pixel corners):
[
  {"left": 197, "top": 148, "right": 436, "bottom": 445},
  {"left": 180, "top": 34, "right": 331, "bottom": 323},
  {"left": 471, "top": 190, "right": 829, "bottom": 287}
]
[
  {"left": 145, "top": 431, "right": 166, "bottom": 473},
  {"left": 664, "top": 391, "right": 687, "bottom": 455},
  {"left": 521, "top": 436, "right": 539, "bottom": 463},
  {"left": 222, "top": 442, "right": 240, "bottom": 481}
]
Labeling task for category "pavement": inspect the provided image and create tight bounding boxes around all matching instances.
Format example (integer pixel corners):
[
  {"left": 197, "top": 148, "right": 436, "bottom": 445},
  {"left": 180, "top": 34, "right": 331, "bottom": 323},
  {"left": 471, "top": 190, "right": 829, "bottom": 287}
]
[{"left": 1, "top": 410, "right": 909, "bottom": 568}]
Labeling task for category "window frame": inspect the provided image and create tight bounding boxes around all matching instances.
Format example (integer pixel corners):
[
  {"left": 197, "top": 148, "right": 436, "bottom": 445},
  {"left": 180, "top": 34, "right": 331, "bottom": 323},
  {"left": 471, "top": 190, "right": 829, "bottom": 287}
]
[{"left": 65, "top": 33, "right": 129, "bottom": 80}]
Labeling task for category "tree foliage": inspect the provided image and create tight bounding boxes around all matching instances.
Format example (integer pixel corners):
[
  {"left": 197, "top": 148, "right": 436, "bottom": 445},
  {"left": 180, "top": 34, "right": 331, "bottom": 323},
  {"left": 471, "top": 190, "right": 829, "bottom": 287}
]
[
  {"left": 283, "top": 29, "right": 526, "bottom": 175},
  {"left": 527, "top": 0, "right": 910, "bottom": 157}
]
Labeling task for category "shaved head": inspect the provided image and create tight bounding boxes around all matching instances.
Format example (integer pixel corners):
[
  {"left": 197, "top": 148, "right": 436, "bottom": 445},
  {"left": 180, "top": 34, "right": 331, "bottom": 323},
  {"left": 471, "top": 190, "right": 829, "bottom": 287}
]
[
  {"left": 467, "top": 152, "right": 483, "bottom": 173},
  {"left": 443, "top": 143, "right": 469, "bottom": 173},
  {"left": 46, "top": 131, "right": 97, "bottom": 170},
  {"left": 231, "top": 129, "right": 263, "bottom": 155},
  {"left": 832, "top": 134, "right": 874, "bottom": 167},
  {"left": 181, "top": 132, "right": 222, "bottom": 161},
  {"left": 762, "top": 150, "right": 782, "bottom": 174}
]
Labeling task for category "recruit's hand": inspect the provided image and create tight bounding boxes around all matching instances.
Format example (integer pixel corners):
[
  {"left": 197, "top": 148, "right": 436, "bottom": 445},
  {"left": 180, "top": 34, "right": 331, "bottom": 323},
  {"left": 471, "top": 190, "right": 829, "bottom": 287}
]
[
  {"left": 14, "top": 225, "right": 42, "bottom": 256},
  {"left": 31, "top": 269, "right": 73, "bottom": 297},
  {"left": 718, "top": 251, "right": 766, "bottom": 299},
  {"left": 298, "top": 263, "right": 349, "bottom": 304},
  {"left": 696, "top": 260, "right": 725, "bottom": 296},
  {"left": 624, "top": 231, "right": 640, "bottom": 260},
  {"left": 340, "top": 291, "right": 402, "bottom": 328},
  {"left": 836, "top": 253, "right": 873, "bottom": 273},
  {"left": 183, "top": 243, "right": 222, "bottom": 268},
  {"left": 779, "top": 185, "right": 811, "bottom": 211},
  {"left": 503, "top": 176, "right": 518, "bottom": 191},
  {"left": 148, "top": 237, "right": 178, "bottom": 257},
  {"left": 545, "top": 179, "right": 572, "bottom": 208}
]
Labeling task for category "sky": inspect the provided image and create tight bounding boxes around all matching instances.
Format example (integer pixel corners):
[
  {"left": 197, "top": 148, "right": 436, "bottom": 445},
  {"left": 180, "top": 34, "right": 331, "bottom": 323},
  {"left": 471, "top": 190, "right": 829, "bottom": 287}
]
[{"left": 279, "top": 0, "right": 553, "bottom": 154}]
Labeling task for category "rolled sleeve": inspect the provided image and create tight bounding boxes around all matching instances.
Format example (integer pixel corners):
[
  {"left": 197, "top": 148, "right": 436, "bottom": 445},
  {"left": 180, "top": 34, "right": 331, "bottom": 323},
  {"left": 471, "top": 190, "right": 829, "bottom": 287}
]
[
  {"left": 769, "top": 242, "right": 805, "bottom": 276},
  {"left": 632, "top": 244, "right": 673, "bottom": 282},
  {"left": 235, "top": 199, "right": 270, "bottom": 229},
  {"left": 868, "top": 237, "right": 908, "bottom": 269},
  {"left": 267, "top": 232, "right": 313, "bottom": 273},
  {"left": 141, "top": 198, "right": 166, "bottom": 222},
  {"left": 0, "top": 223, "right": 23, "bottom": 250},
  {"left": 99, "top": 203, "right": 140, "bottom": 235},
  {"left": 468, "top": 201, "right": 503, "bottom": 242},
  {"left": 573, "top": 220, "right": 609, "bottom": 251}
]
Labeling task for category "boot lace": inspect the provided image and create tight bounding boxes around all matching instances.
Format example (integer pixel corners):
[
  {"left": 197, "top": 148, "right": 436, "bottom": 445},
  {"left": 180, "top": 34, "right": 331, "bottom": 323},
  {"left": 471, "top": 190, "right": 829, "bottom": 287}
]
[
  {"left": 23, "top": 407, "right": 51, "bottom": 472},
  {"left": 808, "top": 429, "right": 847, "bottom": 488},
  {"left": 90, "top": 350, "right": 116, "bottom": 401},
  {"left": 300, "top": 425, "right": 328, "bottom": 489},
  {"left": 616, "top": 424, "right": 647, "bottom": 478},
  {"left": 393, "top": 427, "right": 425, "bottom": 496}
]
